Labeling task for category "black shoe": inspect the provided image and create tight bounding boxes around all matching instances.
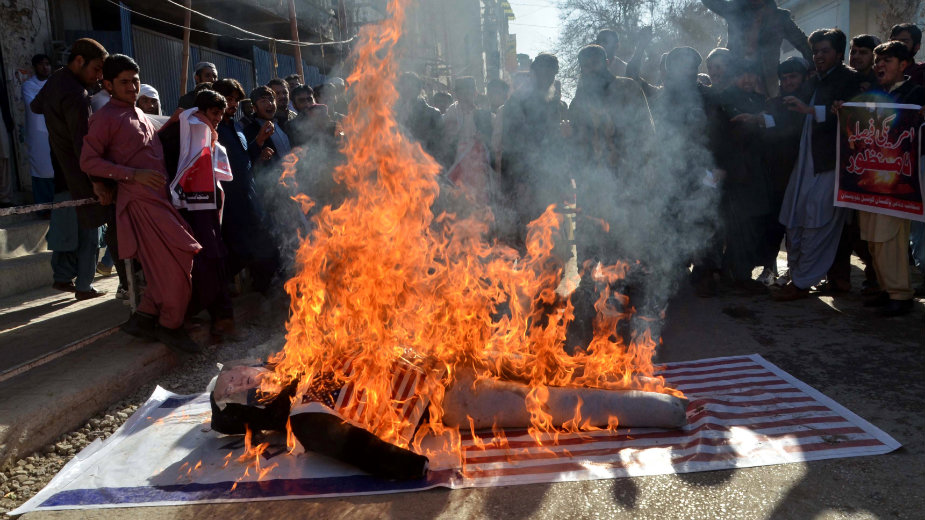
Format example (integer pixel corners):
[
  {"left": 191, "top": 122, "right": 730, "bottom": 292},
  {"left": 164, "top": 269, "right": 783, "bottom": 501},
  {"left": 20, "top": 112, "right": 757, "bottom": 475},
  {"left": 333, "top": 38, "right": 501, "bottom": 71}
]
[
  {"left": 75, "top": 287, "right": 107, "bottom": 301},
  {"left": 52, "top": 281, "right": 77, "bottom": 293},
  {"left": 863, "top": 291, "right": 890, "bottom": 307},
  {"left": 814, "top": 280, "right": 850, "bottom": 295},
  {"left": 155, "top": 325, "right": 203, "bottom": 354},
  {"left": 731, "top": 279, "right": 769, "bottom": 295},
  {"left": 121, "top": 312, "right": 157, "bottom": 341},
  {"left": 879, "top": 299, "right": 913, "bottom": 317},
  {"left": 861, "top": 279, "right": 881, "bottom": 297}
]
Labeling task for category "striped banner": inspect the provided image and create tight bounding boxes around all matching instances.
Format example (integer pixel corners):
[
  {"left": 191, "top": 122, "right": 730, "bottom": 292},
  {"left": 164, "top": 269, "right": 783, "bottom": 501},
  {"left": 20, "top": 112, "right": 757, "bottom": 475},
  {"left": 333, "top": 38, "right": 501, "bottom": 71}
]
[{"left": 11, "top": 355, "right": 900, "bottom": 514}]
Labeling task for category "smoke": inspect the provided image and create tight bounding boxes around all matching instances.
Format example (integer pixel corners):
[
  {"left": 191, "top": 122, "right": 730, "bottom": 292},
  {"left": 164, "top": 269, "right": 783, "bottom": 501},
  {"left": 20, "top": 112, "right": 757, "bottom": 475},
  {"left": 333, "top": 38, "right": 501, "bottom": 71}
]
[{"left": 256, "top": 10, "right": 721, "bottom": 348}]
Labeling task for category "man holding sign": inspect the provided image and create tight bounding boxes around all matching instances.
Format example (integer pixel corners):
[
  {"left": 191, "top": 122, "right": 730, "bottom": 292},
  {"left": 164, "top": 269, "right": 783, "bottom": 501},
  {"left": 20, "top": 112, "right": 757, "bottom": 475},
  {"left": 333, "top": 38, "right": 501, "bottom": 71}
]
[
  {"left": 836, "top": 41, "right": 925, "bottom": 316},
  {"left": 772, "top": 29, "right": 861, "bottom": 301}
]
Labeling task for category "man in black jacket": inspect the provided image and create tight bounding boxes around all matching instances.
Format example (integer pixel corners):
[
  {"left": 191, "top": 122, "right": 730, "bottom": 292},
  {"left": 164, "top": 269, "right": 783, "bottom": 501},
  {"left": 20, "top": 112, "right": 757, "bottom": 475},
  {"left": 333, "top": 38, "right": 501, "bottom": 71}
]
[
  {"left": 773, "top": 29, "right": 861, "bottom": 301},
  {"left": 30, "top": 38, "right": 111, "bottom": 300}
]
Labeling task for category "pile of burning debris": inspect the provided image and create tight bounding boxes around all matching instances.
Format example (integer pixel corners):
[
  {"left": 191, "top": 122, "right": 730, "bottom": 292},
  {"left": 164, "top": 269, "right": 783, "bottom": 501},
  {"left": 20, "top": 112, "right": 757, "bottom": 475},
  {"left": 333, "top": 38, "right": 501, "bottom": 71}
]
[{"left": 209, "top": 0, "right": 688, "bottom": 481}]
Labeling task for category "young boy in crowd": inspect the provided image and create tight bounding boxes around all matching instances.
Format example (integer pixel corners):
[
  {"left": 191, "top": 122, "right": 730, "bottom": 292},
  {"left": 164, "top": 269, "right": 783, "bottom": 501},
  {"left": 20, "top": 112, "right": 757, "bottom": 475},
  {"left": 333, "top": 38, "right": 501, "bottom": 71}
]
[
  {"left": 159, "top": 90, "right": 236, "bottom": 342},
  {"left": 80, "top": 54, "right": 202, "bottom": 352}
]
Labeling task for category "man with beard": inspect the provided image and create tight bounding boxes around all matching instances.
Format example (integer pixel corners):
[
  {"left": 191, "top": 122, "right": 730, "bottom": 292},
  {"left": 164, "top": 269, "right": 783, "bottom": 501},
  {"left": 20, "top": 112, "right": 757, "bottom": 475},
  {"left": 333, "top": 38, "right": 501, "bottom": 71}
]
[
  {"left": 178, "top": 62, "right": 218, "bottom": 110},
  {"left": 212, "top": 79, "right": 280, "bottom": 295},
  {"left": 818, "top": 35, "right": 884, "bottom": 296},
  {"left": 267, "top": 78, "right": 297, "bottom": 133},
  {"left": 702, "top": 0, "right": 811, "bottom": 96},
  {"left": 30, "top": 38, "right": 111, "bottom": 300},
  {"left": 849, "top": 34, "right": 881, "bottom": 92},
  {"left": 564, "top": 44, "right": 656, "bottom": 352},
  {"left": 772, "top": 29, "right": 861, "bottom": 301}
]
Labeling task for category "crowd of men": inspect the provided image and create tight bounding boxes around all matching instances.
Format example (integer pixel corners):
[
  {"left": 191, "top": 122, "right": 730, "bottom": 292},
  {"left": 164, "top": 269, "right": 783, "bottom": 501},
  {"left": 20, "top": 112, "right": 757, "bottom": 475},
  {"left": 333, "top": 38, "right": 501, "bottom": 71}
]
[
  {"left": 14, "top": 12, "right": 925, "bottom": 353},
  {"left": 20, "top": 39, "right": 351, "bottom": 352},
  {"left": 394, "top": 20, "right": 925, "bottom": 326}
]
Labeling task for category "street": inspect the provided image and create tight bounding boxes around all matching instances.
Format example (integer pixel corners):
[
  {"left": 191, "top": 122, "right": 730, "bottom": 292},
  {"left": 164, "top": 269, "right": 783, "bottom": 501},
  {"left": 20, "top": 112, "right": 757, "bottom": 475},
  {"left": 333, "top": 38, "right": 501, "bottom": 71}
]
[{"left": 5, "top": 258, "right": 923, "bottom": 520}]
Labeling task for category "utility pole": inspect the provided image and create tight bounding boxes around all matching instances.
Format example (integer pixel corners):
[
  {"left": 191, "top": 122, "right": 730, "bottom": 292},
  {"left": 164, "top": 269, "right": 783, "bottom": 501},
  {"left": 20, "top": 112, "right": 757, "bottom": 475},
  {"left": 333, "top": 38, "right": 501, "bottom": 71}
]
[
  {"left": 180, "top": 0, "right": 191, "bottom": 93},
  {"left": 289, "top": 0, "right": 305, "bottom": 81}
]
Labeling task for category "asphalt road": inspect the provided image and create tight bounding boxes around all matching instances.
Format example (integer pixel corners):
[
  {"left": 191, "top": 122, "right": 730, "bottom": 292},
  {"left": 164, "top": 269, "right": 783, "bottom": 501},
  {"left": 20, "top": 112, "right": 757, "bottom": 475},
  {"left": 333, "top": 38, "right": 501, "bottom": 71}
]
[{"left": 19, "top": 267, "right": 925, "bottom": 520}]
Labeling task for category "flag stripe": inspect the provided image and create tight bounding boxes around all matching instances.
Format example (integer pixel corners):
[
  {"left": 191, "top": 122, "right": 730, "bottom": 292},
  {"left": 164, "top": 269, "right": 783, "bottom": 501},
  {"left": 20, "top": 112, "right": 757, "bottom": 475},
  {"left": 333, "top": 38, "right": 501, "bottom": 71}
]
[{"left": 463, "top": 427, "right": 871, "bottom": 464}]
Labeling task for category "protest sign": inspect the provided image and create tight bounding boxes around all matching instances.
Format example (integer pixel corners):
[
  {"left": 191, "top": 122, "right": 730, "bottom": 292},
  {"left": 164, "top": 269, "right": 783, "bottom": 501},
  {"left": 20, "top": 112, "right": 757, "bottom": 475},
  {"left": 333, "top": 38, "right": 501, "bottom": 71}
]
[{"left": 836, "top": 102, "right": 924, "bottom": 221}]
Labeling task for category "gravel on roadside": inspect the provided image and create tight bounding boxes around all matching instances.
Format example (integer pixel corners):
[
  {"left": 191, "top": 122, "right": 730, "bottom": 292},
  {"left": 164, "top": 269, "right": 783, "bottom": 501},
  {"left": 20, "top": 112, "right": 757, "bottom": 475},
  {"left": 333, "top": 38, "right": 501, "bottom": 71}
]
[{"left": 0, "top": 318, "right": 288, "bottom": 514}]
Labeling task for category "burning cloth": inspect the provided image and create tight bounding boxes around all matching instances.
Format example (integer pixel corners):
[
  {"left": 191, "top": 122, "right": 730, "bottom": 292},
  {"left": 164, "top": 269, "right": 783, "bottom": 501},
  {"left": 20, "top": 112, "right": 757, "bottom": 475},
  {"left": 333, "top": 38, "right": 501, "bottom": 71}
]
[{"left": 210, "top": 356, "right": 688, "bottom": 480}]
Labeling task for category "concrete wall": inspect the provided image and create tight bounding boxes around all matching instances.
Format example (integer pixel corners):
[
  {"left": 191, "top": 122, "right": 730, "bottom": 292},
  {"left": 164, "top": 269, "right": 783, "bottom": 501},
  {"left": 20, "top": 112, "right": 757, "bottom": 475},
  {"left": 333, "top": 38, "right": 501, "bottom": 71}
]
[{"left": 0, "top": 0, "right": 53, "bottom": 194}]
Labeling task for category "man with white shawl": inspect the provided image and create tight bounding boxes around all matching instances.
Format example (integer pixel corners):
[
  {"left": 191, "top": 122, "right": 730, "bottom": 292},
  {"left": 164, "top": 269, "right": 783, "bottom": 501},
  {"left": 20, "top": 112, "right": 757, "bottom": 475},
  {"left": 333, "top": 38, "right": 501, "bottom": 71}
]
[{"left": 158, "top": 90, "right": 237, "bottom": 342}]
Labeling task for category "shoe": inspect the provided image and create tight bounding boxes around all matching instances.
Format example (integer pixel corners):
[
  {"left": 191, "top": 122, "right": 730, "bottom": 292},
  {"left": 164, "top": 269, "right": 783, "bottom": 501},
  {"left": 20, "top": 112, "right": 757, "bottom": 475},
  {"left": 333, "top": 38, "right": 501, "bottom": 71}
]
[
  {"left": 731, "top": 279, "right": 769, "bottom": 295},
  {"left": 52, "top": 281, "right": 77, "bottom": 293},
  {"left": 863, "top": 291, "right": 889, "bottom": 307},
  {"left": 96, "top": 262, "right": 113, "bottom": 276},
  {"left": 814, "top": 280, "right": 850, "bottom": 295},
  {"left": 861, "top": 280, "right": 881, "bottom": 297},
  {"left": 775, "top": 270, "right": 791, "bottom": 287},
  {"left": 757, "top": 267, "right": 777, "bottom": 286},
  {"left": 121, "top": 312, "right": 157, "bottom": 340},
  {"left": 879, "top": 299, "right": 913, "bottom": 317},
  {"left": 156, "top": 325, "right": 203, "bottom": 354},
  {"left": 75, "top": 287, "right": 107, "bottom": 301},
  {"left": 770, "top": 282, "right": 809, "bottom": 301},
  {"left": 115, "top": 286, "right": 129, "bottom": 300}
]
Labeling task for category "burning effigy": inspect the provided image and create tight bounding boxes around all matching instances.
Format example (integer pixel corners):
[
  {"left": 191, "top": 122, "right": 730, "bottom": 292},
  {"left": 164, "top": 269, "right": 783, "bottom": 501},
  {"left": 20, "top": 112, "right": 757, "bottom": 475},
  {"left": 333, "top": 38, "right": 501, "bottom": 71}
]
[{"left": 210, "top": 0, "right": 687, "bottom": 481}]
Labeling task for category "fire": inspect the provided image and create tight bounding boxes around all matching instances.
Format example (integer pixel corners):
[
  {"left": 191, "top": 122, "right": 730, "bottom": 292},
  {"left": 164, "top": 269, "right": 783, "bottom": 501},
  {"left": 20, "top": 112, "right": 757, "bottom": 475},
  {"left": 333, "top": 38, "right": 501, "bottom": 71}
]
[{"left": 259, "top": 0, "right": 680, "bottom": 459}]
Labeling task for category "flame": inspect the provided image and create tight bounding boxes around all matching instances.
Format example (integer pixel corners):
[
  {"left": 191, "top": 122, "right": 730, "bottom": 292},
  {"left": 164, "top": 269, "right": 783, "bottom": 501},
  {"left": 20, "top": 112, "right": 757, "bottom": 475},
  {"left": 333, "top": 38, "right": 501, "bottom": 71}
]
[{"left": 255, "top": 0, "right": 680, "bottom": 463}]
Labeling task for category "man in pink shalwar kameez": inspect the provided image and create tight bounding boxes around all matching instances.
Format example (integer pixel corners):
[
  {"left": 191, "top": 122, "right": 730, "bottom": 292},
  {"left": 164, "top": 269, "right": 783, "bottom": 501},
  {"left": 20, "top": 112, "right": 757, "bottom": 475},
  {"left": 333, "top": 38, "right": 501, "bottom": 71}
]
[{"left": 79, "top": 54, "right": 202, "bottom": 353}]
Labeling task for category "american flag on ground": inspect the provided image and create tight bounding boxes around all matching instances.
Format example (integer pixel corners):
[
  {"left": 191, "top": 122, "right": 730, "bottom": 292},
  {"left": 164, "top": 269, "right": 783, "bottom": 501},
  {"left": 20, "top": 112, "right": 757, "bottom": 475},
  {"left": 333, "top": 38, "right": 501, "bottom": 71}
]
[
  {"left": 291, "top": 353, "right": 432, "bottom": 446},
  {"left": 12, "top": 354, "right": 901, "bottom": 514},
  {"left": 430, "top": 354, "right": 901, "bottom": 487}
]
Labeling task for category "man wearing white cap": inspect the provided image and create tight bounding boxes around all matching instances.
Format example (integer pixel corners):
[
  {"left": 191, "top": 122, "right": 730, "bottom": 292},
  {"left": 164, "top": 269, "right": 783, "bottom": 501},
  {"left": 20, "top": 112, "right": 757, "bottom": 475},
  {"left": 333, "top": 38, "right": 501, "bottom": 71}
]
[
  {"left": 137, "top": 84, "right": 161, "bottom": 115},
  {"left": 178, "top": 61, "right": 218, "bottom": 109}
]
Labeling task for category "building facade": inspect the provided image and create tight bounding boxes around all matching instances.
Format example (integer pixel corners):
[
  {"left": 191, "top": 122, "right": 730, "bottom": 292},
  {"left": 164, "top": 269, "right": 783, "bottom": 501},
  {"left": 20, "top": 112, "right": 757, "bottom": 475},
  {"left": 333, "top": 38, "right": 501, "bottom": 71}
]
[
  {"left": 0, "top": 0, "right": 357, "bottom": 195},
  {"left": 402, "top": 0, "right": 515, "bottom": 92},
  {"left": 779, "top": 0, "right": 924, "bottom": 58}
]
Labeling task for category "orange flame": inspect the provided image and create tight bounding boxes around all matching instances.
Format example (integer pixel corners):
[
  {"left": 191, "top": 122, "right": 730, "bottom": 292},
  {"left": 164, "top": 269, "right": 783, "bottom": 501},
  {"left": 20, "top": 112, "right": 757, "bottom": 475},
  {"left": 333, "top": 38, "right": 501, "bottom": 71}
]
[{"left": 257, "top": 0, "right": 680, "bottom": 462}]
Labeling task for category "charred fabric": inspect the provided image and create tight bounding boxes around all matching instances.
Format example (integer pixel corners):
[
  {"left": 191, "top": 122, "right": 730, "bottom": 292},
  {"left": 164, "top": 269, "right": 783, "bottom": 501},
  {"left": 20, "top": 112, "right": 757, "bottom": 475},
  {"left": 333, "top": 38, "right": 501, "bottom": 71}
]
[{"left": 209, "top": 361, "right": 689, "bottom": 480}]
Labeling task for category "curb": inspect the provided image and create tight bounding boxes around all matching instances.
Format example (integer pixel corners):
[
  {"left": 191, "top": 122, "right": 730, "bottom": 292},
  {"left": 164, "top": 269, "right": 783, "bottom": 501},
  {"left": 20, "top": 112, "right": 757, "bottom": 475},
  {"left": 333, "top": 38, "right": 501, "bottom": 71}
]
[{"left": 0, "top": 290, "right": 280, "bottom": 469}]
